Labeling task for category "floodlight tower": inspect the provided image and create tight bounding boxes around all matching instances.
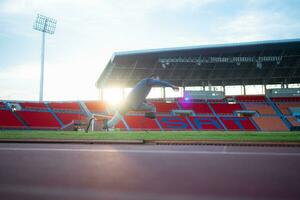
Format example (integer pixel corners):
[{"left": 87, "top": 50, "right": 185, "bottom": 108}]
[{"left": 33, "top": 14, "right": 57, "bottom": 101}]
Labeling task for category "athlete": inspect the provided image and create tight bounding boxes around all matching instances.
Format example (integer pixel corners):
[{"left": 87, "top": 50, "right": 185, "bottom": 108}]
[{"left": 104, "top": 75, "right": 179, "bottom": 129}]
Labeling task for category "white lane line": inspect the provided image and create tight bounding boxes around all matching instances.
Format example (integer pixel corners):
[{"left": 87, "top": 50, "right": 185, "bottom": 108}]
[{"left": 0, "top": 147, "right": 300, "bottom": 156}]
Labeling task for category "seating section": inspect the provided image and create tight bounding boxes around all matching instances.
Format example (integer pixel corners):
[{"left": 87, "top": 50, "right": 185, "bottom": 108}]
[
  {"left": 0, "top": 110, "right": 24, "bottom": 128},
  {"left": 116, "top": 115, "right": 160, "bottom": 131},
  {"left": 150, "top": 101, "right": 179, "bottom": 113},
  {"left": 16, "top": 111, "right": 61, "bottom": 129},
  {"left": 1, "top": 96, "right": 300, "bottom": 131},
  {"left": 179, "top": 102, "right": 213, "bottom": 115},
  {"left": 48, "top": 102, "right": 81, "bottom": 111},
  {"left": 275, "top": 102, "right": 300, "bottom": 115},
  {"left": 20, "top": 102, "right": 47, "bottom": 110},
  {"left": 235, "top": 95, "right": 266, "bottom": 102},
  {"left": 252, "top": 117, "right": 289, "bottom": 131},
  {"left": 243, "top": 103, "right": 276, "bottom": 115},
  {"left": 189, "top": 116, "right": 224, "bottom": 130},
  {"left": 84, "top": 101, "right": 106, "bottom": 113},
  {"left": 220, "top": 117, "right": 257, "bottom": 130},
  {"left": 210, "top": 103, "right": 243, "bottom": 115},
  {"left": 157, "top": 116, "right": 193, "bottom": 130},
  {"left": 55, "top": 113, "right": 87, "bottom": 125}
]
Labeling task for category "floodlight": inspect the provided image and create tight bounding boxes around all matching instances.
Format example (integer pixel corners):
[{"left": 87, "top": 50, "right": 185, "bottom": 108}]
[
  {"left": 33, "top": 14, "right": 57, "bottom": 34},
  {"left": 33, "top": 14, "right": 57, "bottom": 101}
]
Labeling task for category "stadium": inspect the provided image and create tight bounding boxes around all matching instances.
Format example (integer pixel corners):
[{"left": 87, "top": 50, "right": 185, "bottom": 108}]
[
  {"left": 1, "top": 39, "right": 300, "bottom": 132},
  {"left": 1, "top": 1, "right": 300, "bottom": 199},
  {"left": 1, "top": 39, "right": 300, "bottom": 200}
]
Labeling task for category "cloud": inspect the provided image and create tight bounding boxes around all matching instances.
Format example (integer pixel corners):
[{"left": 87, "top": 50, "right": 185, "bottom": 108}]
[
  {"left": 214, "top": 9, "right": 300, "bottom": 43},
  {"left": 0, "top": 63, "right": 39, "bottom": 100}
]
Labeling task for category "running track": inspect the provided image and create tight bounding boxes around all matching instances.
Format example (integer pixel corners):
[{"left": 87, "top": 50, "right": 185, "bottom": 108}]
[{"left": 0, "top": 143, "right": 299, "bottom": 200}]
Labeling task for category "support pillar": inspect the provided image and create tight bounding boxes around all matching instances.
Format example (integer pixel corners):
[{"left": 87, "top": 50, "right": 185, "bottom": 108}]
[
  {"left": 100, "top": 88, "right": 104, "bottom": 101},
  {"left": 162, "top": 87, "right": 166, "bottom": 99},
  {"left": 122, "top": 88, "right": 126, "bottom": 100}
]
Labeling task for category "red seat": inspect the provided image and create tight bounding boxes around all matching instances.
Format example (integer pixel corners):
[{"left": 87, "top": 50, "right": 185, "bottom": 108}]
[
  {"left": 189, "top": 116, "right": 224, "bottom": 130},
  {"left": 271, "top": 97, "right": 300, "bottom": 102},
  {"left": 84, "top": 101, "right": 107, "bottom": 113},
  {"left": 179, "top": 102, "right": 213, "bottom": 114},
  {"left": 0, "top": 110, "right": 24, "bottom": 128},
  {"left": 157, "top": 116, "right": 193, "bottom": 130},
  {"left": 210, "top": 103, "right": 243, "bottom": 115},
  {"left": 235, "top": 95, "right": 266, "bottom": 102},
  {"left": 275, "top": 102, "right": 300, "bottom": 115},
  {"left": 252, "top": 117, "right": 288, "bottom": 131},
  {"left": 151, "top": 101, "right": 179, "bottom": 113},
  {"left": 220, "top": 117, "right": 257, "bottom": 130},
  {"left": 243, "top": 103, "right": 276, "bottom": 115},
  {"left": 116, "top": 115, "right": 160, "bottom": 131},
  {"left": 55, "top": 113, "right": 87, "bottom": 125},
  {"left": 16, "top": 111, "right": 61, "bottom": 129}
]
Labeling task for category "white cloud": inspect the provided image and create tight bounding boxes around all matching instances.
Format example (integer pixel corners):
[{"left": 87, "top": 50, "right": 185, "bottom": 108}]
[
  {"left": 214, "top": 10, "right": 300, "bottom": 43},
  {"left": 0, "top": 64, "right": 39, "bottom": 100}
]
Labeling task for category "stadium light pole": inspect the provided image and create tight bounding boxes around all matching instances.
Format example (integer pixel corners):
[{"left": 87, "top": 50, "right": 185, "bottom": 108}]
[{"left": 33, "top": 14, "right": 57, "bottom": 101}]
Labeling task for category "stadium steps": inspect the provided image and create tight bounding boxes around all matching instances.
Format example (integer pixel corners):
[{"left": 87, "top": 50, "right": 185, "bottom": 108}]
[{"left": 266, "top": 96, "right": 292, "bottom": 130}]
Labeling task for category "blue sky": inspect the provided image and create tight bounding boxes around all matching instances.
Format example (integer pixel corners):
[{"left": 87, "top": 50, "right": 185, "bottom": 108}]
[{"left": 1, "top": 0, "right": 300, "bottom": 101}]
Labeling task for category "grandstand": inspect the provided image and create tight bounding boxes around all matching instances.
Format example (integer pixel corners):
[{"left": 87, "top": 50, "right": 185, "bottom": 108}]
[{"left": 1, "top": 39, "right": 300, "bottom": 131}]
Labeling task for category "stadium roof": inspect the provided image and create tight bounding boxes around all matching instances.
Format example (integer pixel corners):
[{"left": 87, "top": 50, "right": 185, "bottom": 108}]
[{"left": 96, "top": 38, "right": 300, "bottom": 88}]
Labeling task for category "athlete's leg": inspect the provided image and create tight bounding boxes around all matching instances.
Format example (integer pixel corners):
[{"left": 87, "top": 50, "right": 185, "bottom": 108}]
[
  {"left": 138, "top": 101, "right": 157, "bottom": 119},
  {"left": 105, "top": 111, "right": 123, "bottom": 129},
  {"left": 138, "top": 101, "right": 156, "bottom": 112},
  {"left": 105, "top": 103, "right": 129, "bottom": 129}
]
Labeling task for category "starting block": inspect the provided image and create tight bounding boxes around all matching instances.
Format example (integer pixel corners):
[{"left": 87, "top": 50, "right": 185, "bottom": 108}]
[{"left": 85, "top": 114, "right": 112, "bottom": 133}]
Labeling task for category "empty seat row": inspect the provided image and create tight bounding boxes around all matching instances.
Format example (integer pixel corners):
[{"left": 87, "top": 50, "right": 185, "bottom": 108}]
[
  {"left": 235, "top": 95, "right": 266, "bottom": 102},
  {"left": 271, "top": 97, "right": 300, "bottom": 102}
]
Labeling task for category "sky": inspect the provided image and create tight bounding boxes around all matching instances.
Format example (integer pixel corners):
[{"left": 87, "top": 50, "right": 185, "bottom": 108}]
[{"left": 1, "top": 0, "right": 300, "bottom": 101}]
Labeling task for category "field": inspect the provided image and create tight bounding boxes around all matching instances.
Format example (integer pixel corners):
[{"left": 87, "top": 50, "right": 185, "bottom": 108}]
[{"left": 0, "top": 130, "right": 300, "bottom": 142}]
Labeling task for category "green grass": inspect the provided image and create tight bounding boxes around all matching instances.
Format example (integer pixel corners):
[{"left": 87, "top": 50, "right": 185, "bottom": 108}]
[{"left": 0, "top": 130, "right": 300, "bottom": 142}]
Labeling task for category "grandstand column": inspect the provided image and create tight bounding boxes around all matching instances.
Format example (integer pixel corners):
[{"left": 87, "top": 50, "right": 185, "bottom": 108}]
[
  {"left": 222, "top": 85, "right": 226, "bottom": 94},
  {"left": 100, "top": 88, "right": 104, "bottom": 101},
  {"left": 182, "top": 86, "right": 186, "bottom": 97},
  {"left": 162, "top": 87, "right": 166, "bottom": 99},
  {"left": 242, "top": 85, "right": 246, "bottom": 95},
  {"left": 122, "top": 88, "right": 125, "bottom": 100},
  {"left": 263, "top": 83, "right": 267, "bottom": 94}
]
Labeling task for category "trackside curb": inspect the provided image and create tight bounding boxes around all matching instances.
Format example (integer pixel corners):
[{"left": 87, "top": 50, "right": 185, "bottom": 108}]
[
  {"left": 0, "top": 139, "right": 300, "bottom": 146},
  {"left": 0, "top": 139, "right": 144, "bottom": 145},
  {"left": 145, "top": 140, "right": 300, "bottom": 147}
]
